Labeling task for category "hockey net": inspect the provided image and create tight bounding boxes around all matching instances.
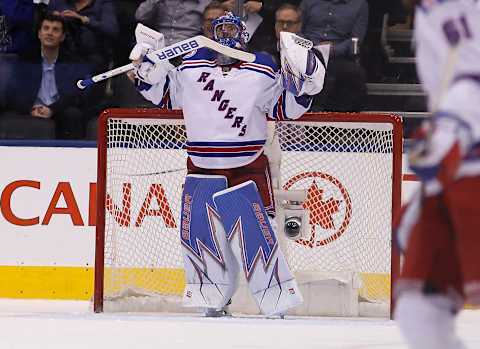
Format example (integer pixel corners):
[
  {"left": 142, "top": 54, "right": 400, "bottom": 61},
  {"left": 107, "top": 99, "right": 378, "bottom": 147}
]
[{"left": 95, "top": 109, "right": 402, "bottom": 317}]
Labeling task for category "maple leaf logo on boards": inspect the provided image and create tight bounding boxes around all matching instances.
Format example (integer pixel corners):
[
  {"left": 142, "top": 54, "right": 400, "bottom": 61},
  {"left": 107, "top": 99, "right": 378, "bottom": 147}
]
[
  {"left": 283, "top": 172, "right": 352, "bottom": 248},
  {"left": 302, "top": 180, "right": 341, "bottom": 230}
]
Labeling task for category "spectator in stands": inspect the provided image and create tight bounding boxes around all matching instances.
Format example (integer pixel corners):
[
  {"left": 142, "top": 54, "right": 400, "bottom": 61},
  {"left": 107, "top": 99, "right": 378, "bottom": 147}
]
[
  {"left": 272, "top": 3, "right": 302, "bottom": 65},
  {"left": 47, "top": 0, "right": 119, "bottom": 121},
  {"left": 47, "top": 0, "right": 119, "bottom": 73},
  {"left": 300, "top": 0, "right": 368, "bottom": 112},
  {"left": 301, "top": 0, "right": 368, "bottom": 59},
  {"left": 135, "top": 0, "right": 211, "bottom": 47},
  {"left": 1, "top": 13, "right": 91, "bottom": 139},
  {"left": 275, "top": 3, "right": 302, "bottom": 37}
]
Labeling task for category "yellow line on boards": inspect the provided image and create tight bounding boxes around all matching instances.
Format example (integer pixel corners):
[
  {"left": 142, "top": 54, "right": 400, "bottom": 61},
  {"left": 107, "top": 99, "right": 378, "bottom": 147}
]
[
  {"left": 103, "top": 267, "right": 185, "bottom": 296},
  {"left": 0, "top": 267, "right": 187, "bottom": 300},
  {"left": 0, "top": 267, "right": 473, "bottom": 310},
  {"left": 0, "top": 266, "right": 93, "bottom": 300},
  {"left": 0, "top": 266, "right": 391, "bottom": 302},
  {"left": 358, "top": 273, "right": 391, "bottom": 301}
]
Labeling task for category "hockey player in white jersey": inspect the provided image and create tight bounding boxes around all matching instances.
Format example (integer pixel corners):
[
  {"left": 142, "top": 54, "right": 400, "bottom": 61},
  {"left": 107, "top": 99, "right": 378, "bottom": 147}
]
[
  {"left": 394, "top": 1, "right": 480, "bottom": 348},
  {"left": 129, "top": 12, "right": 327, "bottom": 316}
]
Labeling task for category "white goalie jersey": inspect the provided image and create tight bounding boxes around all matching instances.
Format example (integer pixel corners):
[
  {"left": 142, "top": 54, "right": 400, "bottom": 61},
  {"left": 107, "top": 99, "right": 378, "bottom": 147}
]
[{"left": 136, "top": 48, "right": 313, "bottom": 169}]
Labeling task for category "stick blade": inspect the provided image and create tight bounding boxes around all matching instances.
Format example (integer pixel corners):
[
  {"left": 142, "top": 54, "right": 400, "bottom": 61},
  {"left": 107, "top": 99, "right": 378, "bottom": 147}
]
[{"left": 77, "top": 78, "right": 94, "bottom": 90}]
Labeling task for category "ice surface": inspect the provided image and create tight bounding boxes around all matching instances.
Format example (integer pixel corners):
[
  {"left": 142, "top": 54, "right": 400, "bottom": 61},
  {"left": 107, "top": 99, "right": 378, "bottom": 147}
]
[{"left": 0, "top": 300, "right": 478, "bottom": 349}]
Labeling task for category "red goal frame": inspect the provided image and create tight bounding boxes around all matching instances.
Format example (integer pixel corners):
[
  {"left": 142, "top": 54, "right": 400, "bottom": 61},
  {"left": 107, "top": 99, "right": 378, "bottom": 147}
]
[{"left": 94, "top": 108, "right": 403, "bottom": 315}]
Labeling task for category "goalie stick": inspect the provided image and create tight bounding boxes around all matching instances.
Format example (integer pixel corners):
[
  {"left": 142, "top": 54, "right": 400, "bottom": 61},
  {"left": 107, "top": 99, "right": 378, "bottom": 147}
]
[{"left": 77, "top": 35, "right": 256, "bottom": 89}]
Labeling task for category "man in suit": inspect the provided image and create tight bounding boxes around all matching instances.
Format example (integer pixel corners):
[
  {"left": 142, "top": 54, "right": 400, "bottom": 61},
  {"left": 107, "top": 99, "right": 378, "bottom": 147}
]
[
  {"left": 300, "top": 0, "right": 368, "bottom": 111},
  {"left": 1, "top": 13, "right": 91, "bottom": 139}
]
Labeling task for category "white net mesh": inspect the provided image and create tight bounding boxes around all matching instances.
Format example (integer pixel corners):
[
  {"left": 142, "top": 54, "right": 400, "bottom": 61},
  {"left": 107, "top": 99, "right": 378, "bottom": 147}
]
[
  {"left": 275, "top": 121, "right": 394, "bottom": 304},
  {"left": 99, "top": 111, "right": 401, "bottom": 315}
]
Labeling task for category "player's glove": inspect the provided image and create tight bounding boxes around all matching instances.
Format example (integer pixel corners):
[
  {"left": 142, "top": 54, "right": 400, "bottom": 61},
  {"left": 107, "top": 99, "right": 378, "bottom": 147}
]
[
  {"left": 129, "top": 24, "right": 175, "bottom": 85},
  {"left": 279, "top": 32, "right": 327, "bottom": 96},
  {"left": 408, "top": 114, "right": 471, "bottom": 194}
]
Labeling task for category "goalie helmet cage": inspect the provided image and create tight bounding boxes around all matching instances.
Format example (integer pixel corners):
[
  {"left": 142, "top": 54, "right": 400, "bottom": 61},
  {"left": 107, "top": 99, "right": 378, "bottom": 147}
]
[{"left": 95, "top": 108, "right": 402, "bottom": 317}]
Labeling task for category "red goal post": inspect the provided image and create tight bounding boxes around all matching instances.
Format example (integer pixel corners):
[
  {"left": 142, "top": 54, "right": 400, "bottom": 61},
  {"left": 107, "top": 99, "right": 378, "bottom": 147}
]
[{"left": 95, "top": 108, "right": 403, "bottom": 317}]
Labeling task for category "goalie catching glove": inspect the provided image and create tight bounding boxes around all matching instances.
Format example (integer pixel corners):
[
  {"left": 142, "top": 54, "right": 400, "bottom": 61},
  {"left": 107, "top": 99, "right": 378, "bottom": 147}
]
[
  {"left": 279, "top": 32, "right": 327, "bottom": 96},
  {"left": 129, "top": 23, "right": 176, "bottom": 85}
]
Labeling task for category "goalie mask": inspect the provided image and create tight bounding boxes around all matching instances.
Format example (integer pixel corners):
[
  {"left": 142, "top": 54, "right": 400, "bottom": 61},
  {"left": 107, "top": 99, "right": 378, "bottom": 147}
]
[{"left": 212, "top": 12, "right": 249, "bottom": 65}]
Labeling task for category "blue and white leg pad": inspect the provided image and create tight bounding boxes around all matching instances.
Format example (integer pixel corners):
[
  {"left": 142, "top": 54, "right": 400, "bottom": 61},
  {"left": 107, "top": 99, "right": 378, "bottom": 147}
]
[
  {"left": 181, "top": 174, "right": 238, "bottom": 309},
  {"left": 213, "top": 180, "right": 303, "bottom": 316}
]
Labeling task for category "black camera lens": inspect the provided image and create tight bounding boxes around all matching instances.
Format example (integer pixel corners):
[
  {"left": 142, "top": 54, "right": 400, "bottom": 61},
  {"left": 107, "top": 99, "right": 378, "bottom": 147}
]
[{"left": 285, "top": 217, "right": 301, "bottom": 238}]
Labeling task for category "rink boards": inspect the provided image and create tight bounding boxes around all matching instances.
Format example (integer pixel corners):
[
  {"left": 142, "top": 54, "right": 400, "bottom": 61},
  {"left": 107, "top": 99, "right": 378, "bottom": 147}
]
[{"left": 0, "top": 144, "right": 418, "bottom": 300}]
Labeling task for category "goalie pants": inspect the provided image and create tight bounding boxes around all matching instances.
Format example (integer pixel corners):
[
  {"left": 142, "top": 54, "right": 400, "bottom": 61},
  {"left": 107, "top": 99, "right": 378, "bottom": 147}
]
[
  {"left": 396, "top": 176, "right": 480, "bottom": 308},
  {"left": 186, "top": 153, "right": 275, "bottom": 216}
]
